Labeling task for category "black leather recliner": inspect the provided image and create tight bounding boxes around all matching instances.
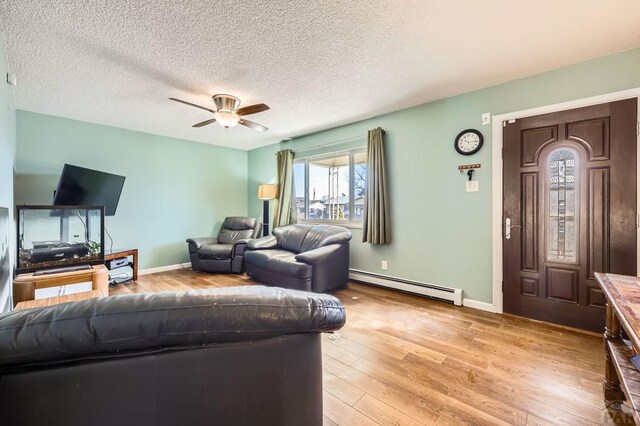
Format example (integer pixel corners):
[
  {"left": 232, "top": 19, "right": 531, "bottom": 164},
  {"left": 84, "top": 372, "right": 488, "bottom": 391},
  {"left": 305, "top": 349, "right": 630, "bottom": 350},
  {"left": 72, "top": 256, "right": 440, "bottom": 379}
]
[
  {"left": 187, "top": 216, "right": 261, "bottom": 273},
  {"left": 244, "top": 224, "right": 352, "bottom": 293},
  {"left": 0, "top": 286, "right": 346, "bottom": 426}
]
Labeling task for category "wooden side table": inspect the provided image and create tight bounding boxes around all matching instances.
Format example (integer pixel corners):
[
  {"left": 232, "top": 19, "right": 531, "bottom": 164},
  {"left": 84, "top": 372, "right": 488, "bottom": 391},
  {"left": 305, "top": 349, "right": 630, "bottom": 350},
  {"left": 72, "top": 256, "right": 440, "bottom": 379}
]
[
  {"left": 13, "top": 264, "right": 109, "bottom": 310},
  {"left": 596, "top": 272, "right": 640, "bottom": 422},
  {"left": 105, "top": 248, "right": 138, "bottom": 281}
]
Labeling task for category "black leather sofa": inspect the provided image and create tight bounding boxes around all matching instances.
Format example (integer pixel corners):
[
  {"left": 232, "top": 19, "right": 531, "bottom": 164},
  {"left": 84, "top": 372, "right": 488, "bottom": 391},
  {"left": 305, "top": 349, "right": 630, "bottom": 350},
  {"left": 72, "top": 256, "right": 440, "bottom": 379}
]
[
  {"left": 244, "top": 224, "right": 352, "bottom": 293},
  {"left": 0, "top": 286, "right": 345, "bottom": 426},
  {"left": 187, "top": 216, "right": 261, "bottom": 273}
]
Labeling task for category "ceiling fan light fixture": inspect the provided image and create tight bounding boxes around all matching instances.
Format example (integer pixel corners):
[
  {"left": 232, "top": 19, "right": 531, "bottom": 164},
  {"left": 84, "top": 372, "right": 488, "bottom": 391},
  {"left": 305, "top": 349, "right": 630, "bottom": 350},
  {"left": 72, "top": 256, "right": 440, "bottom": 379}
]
[
  {"left": 215, "top": 112, "right": 240, "bottom": 128},
  {"left": 170, "top": 94, "right": 269, "bottom": 132},
  {"left": 213, "top": 94, "right": 241, "bottom": 112}
]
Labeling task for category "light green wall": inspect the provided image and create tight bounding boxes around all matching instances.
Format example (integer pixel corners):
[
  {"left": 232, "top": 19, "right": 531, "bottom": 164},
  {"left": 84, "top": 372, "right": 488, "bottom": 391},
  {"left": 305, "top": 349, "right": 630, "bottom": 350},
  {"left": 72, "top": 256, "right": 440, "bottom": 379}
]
[
  {"left": 247, "top": 47, "right": 640, "bottom": 303},
  {"left": 0, "top": 38, "right": 16, "bottom": 312},
  {"left": 15, "top": 111, "right": 248, "bottom": 270}
]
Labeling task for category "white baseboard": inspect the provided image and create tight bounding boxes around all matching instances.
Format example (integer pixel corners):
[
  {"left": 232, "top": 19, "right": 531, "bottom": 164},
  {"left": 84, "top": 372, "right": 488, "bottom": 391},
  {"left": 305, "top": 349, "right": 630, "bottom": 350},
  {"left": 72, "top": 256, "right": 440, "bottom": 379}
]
[
  {"left": 349, "top": 270, "right": 463, "bottom": 306},
  {"left": 462, "top": 298, "right": 499, "bottom": 313},
  {"left": 139, "top": 262, "right": 191, "bottom": 276}
]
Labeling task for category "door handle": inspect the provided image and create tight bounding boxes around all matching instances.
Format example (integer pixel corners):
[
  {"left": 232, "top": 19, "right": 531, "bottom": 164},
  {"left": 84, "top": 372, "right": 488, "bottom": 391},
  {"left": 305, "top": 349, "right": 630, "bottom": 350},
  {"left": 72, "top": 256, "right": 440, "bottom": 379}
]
[{"left": 505, "top": 217, "right": 522, "bottom": 240}]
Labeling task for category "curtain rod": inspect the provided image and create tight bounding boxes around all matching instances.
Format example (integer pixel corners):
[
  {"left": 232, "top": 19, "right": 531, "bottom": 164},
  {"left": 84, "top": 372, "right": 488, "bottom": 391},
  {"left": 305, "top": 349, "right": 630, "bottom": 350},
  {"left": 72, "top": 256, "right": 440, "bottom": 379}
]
[{"left": 279, "top": 128, "right": 386, "bottom": 154}]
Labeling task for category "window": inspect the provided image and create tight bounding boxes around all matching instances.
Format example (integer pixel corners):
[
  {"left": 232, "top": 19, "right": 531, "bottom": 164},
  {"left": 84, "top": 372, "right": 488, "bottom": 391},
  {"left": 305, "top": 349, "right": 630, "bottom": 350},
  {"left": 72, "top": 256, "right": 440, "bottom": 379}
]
[
  {"left": 294, "top": 148, "right": 367, "bottom": 224},
  {"left": 546, "top": 148, "right": 578, "bottom": 262}
]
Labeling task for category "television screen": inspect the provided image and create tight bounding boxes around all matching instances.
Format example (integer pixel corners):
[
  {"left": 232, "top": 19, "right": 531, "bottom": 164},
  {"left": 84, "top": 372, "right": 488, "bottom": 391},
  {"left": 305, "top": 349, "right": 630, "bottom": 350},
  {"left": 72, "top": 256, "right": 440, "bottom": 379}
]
[{"left": 53, "top": 164, "right": 126, "bottom": 216}]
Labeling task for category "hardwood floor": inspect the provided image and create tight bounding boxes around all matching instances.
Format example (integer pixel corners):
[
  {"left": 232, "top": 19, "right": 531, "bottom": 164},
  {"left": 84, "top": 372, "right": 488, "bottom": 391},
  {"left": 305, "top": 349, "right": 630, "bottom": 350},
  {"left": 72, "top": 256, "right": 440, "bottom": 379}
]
[{"left": 110, "top": 268, "right": 630, "bottom": 425}]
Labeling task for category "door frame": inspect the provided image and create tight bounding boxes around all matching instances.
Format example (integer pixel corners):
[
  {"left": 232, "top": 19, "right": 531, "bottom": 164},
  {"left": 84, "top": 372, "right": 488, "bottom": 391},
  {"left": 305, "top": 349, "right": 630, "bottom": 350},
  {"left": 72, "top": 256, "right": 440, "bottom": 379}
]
[{"left": 491, "top": 88, "right": 640, "bottom": 314}]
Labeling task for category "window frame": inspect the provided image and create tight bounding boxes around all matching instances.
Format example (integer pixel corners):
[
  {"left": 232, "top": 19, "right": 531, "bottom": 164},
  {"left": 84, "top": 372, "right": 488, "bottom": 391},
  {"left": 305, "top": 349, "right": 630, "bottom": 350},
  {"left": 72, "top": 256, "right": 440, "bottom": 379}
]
[{"left": 294, "top": 147, "right": 366, "bottom": 228}]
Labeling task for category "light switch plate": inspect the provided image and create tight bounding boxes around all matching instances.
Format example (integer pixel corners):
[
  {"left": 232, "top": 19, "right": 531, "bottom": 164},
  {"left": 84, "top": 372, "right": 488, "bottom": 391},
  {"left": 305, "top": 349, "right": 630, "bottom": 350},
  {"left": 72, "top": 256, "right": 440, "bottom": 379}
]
[
  {"left": 481, "top": 113, "right": 491, "bottom": 125},
  {"left": 466, "top": 181, "right": 479, "bottom": 192}
]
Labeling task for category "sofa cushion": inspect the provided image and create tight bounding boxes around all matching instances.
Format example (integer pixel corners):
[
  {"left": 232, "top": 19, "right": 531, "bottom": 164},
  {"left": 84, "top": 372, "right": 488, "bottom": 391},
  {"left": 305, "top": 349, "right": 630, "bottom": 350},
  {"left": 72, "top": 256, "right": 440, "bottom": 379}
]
[
  {"left": 219, "top": 229, "right": 254, "bottom": 244},
  {"left": 273, "top": 224, "right": 314, "bottom": 253},
  {"left": 198, "top": 244, "right": 233, "bottom": 259},
  {"left": 266, "top": 255, "right": 312, "bottom": 280},
  {"left": 245, "top": 249, "right": 293, "bottom": 268},
  {"left": 300, "top": 225, "right": 352, "bottom": 252}
]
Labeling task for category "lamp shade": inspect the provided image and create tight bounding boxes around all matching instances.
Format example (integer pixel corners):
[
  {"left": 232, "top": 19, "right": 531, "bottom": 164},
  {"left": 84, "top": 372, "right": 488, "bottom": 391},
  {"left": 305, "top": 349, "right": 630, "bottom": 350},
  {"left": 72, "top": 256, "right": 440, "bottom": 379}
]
[
  {"left": 215, "top": 112, "right": 240, "bottom": 128},
  {"left": 258, "top": 184, "right": 278, "bottom": 200}
]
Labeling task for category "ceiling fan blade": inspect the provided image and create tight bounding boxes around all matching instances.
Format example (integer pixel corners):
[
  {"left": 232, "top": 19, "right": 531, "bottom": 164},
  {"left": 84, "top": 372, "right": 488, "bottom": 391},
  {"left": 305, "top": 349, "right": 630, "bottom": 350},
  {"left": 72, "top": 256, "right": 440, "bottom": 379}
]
[
  {"left": 169, "top": 97, "right": 215, "bottom": 113},
  {"left": 236, "top": 103, "right": 270, "bottom": 116},
  {"left": 192, "top": 118, "right": 217, "bottom": 128},
  {"left": 239, "top": 119, "right": 268, "bottom": 132}
]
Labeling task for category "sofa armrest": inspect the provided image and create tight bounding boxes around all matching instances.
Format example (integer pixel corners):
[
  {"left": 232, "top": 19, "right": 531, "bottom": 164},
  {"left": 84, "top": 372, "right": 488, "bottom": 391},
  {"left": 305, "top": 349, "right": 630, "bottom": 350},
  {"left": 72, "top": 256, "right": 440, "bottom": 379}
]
[
  {"left": 295, "top": 244, "right": 343, "bottom": 265},
  {"left": 232, "top": 239, "right": 251, "bottom": 257},
  {"left": 186, "top": 237, "right": 218, "bottom": 251},
  {"left": 247, "top": 235, "right": 278, "bottom": 250}
]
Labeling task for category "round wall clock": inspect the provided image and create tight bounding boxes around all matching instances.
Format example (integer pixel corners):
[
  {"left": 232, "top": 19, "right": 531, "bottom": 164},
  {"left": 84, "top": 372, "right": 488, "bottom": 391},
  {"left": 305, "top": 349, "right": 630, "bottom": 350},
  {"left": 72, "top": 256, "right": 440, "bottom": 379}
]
[{"left": 454, "top": 129, "right": 483, "bottom": 155}]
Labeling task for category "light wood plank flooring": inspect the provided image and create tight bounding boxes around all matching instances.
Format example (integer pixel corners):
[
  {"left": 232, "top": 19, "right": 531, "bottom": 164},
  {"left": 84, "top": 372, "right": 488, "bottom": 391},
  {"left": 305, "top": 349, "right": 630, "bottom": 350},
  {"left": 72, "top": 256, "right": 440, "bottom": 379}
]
[{"left": 110, "top": 268, "right": 630, "bottom": 425}]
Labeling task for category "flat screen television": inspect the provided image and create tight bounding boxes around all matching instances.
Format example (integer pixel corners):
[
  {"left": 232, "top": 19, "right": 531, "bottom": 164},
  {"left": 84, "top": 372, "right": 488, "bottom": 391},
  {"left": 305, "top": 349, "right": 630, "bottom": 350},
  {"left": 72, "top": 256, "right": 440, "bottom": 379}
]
[{"left": 53, "top": 164, "right": 126, "bottom": 216}]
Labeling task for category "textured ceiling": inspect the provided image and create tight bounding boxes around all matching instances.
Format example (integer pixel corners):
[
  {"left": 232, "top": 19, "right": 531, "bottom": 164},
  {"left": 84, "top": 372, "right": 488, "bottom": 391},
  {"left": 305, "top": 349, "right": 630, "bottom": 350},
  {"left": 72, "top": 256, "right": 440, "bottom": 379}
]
[{"left": 1, "top": 1, "right": 640, "bottom": 150}]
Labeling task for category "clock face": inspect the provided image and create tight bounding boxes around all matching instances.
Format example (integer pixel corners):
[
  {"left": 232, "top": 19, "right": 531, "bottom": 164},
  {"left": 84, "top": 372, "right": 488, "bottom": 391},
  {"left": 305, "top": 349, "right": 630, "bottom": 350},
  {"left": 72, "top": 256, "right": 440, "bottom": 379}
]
[{"left": 455, "top": 129, "right": 483, "bottom": 155}]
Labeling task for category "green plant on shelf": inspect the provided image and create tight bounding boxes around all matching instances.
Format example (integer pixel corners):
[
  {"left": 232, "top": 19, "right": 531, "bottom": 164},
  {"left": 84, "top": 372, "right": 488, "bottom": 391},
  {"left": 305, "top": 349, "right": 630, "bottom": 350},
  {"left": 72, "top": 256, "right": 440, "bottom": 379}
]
[{"left": 87, "top": 241, "right": 101, "bottom": 256}]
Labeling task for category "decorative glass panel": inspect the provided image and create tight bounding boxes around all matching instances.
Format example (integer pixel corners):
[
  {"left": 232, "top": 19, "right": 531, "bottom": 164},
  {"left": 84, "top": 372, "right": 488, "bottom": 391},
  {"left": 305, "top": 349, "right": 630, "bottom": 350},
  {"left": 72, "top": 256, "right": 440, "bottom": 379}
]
[{"left": 547, "top": 148, "right": 578, "bottom": 262}]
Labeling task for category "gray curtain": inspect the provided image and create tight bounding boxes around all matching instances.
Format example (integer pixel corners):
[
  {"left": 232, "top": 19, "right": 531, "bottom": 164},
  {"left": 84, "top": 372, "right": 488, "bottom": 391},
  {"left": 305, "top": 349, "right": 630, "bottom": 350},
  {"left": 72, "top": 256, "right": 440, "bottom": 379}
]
[
  {"left": 362, "top": 127, "right": 391, "bottom": 244},
  {"left": 273, "top": 149, "right": 297, "bottom": 228}
]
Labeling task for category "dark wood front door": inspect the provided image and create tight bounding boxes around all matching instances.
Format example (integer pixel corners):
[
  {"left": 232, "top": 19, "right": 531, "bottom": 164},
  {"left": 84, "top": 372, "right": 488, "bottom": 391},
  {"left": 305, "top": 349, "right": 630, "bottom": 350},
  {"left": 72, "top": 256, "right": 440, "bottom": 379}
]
[{"left": 503, "top": 99, "right": 637, "bottom": 332}]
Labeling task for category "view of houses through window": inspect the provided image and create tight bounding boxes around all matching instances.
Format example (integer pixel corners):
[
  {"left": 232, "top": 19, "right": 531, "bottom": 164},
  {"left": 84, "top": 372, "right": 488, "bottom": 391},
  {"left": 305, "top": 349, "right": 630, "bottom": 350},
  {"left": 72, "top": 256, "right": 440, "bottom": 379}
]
[{"left": 294, "top": 148, "right": 367, "bottom": 223}]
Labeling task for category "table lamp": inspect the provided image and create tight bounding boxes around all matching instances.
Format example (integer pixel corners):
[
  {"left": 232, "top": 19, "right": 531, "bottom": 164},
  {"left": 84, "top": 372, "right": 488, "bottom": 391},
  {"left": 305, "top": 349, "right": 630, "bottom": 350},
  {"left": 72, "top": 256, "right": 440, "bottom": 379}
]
[{"left": 257, "top": 184, "right": 278, "bottom": 236}]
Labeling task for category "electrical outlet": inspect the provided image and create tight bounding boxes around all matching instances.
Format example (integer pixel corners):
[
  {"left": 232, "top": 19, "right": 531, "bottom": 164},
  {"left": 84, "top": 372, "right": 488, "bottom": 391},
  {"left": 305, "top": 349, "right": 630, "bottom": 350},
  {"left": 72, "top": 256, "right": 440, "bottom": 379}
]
[
  {"left": 481, "top": 113, "right": 491, "bottom": 125},
  {"left": 381, "top": 260, "right": 388, "bottom": 270}
]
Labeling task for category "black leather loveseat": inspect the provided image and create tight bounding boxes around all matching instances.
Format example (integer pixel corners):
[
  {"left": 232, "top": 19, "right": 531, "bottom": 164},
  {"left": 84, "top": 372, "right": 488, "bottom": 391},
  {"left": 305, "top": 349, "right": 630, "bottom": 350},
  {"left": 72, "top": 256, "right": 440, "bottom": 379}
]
[
  {"left": 0, "top": 286, "right": 346, "bottom": 426},
  {"left": 244, "top": 224, "right": 352, "bottom": 293}
]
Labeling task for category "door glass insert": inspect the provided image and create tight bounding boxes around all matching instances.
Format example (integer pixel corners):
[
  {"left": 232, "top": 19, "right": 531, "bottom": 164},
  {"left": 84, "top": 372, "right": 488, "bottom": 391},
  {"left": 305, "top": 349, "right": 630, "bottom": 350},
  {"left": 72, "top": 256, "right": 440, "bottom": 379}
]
[{"left": 547, "top": 148, "right": 578, "bottom": 262}]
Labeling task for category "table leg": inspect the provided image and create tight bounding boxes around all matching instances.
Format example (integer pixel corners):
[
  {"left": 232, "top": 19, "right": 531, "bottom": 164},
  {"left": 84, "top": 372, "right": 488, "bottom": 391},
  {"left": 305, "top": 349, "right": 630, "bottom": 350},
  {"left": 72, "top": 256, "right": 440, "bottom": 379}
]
[
  {"left": 92, "top": 266, "right": 109, "bottom": 296},
  {"left": 604, "top": 303, "right": 625, "bottom": 405}
]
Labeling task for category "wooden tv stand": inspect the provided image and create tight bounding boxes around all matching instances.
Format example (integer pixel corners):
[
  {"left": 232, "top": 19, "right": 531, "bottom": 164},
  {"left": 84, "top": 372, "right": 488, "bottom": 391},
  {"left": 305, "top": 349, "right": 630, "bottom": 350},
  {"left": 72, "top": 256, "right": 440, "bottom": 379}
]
[
  {"left": 105, "top": 248, "right": 138, "bottom": 281},
  {"left": 13, "top": 264, "right": 109, "bottom": 310},
  {"left": 596, "top": 272, "right": 640, "bottom": 422}
]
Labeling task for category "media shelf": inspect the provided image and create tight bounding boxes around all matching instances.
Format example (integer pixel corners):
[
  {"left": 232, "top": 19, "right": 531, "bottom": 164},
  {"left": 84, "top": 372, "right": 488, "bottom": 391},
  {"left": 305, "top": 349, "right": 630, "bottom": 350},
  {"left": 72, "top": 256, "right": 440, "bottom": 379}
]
[{"left": 105, "top": 248, "right": 138, "bottom": 282}]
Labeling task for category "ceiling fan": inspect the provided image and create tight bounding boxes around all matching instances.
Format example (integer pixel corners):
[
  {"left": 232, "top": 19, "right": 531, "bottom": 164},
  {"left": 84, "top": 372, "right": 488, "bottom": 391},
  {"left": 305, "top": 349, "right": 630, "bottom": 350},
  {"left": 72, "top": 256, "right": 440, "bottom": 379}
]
[{"left": 169, "top": 94, "right": 270, "bottom": 131}]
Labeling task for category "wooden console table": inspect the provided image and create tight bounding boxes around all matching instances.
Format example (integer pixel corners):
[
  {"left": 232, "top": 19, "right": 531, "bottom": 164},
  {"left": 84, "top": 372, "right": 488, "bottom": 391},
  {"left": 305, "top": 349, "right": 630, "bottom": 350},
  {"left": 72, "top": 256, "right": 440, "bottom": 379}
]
[
  {"left": 13, "top": 264, "right": 109, "bottom": 310},
  {"left": 596, "top": 272, "right": 640, "bottom": 422},
  {"left": 105, "top": 248, "right": 138, "bottom": 281}
]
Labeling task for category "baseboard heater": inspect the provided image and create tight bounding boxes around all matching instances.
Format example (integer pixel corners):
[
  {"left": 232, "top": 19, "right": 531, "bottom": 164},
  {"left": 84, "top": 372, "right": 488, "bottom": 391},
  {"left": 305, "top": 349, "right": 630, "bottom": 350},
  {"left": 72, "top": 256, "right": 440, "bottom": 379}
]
[{"left": 349, "top": 269, "right": 463, "bottom": 306}]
